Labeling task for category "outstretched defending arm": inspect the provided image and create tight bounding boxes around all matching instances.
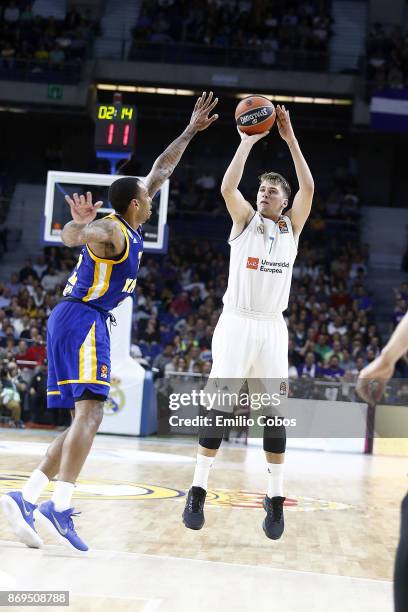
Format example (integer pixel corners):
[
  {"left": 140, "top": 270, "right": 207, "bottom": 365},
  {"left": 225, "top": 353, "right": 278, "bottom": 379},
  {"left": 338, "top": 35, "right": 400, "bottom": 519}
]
[
  {"left": 62, "top": 192, "right": 125, "bottom": 259},
  {"left": 144, "top": 91, "right": 219, "bottom": 198},
  {"left": 276, "top": 105, "right": 314, "bottom": 237},
  {"left": 221, "top": 130, "right": 269, "bottom": 237},
  {"left": 357, "top": 311, "right": 408, "bottom": 403}
]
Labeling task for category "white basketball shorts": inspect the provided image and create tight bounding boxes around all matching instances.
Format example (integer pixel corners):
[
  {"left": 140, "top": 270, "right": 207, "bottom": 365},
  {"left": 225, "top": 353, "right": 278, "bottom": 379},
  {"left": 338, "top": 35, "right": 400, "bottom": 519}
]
[
  {"left": 203, "top": 310, "right": 289, "bottom": 413},
  {"left": 210, "top": 310, "right": 288, "bottom": 379}
]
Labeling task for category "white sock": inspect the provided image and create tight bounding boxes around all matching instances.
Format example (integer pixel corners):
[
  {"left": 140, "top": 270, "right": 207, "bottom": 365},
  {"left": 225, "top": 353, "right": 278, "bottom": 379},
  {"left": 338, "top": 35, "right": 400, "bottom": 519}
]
[
  {"left": 192, "top": 454, "right": 214, "bottom": 490},
  {"left": 21, "top": 469, "right": 49, "bottom": 504},
  {"left": 51, "top": 481, "right": 75, "bottom": 512},
  {"left": 267, "top": 462, "right": 284, "bottom": 498}
]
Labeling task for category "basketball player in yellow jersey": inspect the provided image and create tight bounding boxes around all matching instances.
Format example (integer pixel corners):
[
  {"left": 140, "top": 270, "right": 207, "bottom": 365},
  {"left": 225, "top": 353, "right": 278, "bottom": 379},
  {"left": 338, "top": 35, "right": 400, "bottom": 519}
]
[
  {"left": 183, "top": 105, "right": 314, "bottom": 538},
  {"left": 1, "top": 92, "right": 218, "bottom": 552}
]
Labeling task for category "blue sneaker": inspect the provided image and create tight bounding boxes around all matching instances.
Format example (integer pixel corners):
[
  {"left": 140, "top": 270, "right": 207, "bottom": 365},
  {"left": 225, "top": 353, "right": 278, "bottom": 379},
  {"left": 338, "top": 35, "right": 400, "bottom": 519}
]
[
  {"left": 1, "top": 491, "right": 43, "bottom": 548},
  {"left": 34, "top": 501, "right": 88, "bottom": 552}
]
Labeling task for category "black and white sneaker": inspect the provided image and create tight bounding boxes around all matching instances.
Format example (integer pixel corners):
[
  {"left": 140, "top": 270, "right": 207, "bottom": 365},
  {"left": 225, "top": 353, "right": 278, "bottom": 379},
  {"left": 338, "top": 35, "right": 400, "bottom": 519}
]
[
  {"left": 262, "top": 495, "right": 285, "bottom": 540},
  {"left": 182, "top": 487, "right": 206, "bottom": 530}
]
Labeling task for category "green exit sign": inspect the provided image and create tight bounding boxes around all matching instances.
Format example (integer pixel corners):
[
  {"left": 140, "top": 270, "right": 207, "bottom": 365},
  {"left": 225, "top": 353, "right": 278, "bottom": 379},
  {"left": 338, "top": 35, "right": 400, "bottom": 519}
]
[{"left": 48, "top": 85, "right": 63, "bottom": 100}]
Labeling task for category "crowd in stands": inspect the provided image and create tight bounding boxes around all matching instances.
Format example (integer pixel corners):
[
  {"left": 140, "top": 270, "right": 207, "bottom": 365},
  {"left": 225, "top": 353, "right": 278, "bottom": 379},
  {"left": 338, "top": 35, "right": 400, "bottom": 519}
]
[
  {"left": 4, "top": 148, "right": 408, "bottom": 424},
  {"left": 393, "top": 281, "right": 408, "bottom": 329},
  {"left": 130, "top": 0, "right": 332, "bottom": 68},
  {"left": 168, "top": 169, "right": 360, "bottom": 223},
  {"left": 0, "top": 248, "right": 76, "bottom": 427},
  {"left": 134, "top": 236, "right": 378, "bottom": 390},
  {"left": 0, "top": 167, "right": 373, "bottom": 426},
  {"left": 0, "top": 2, "right": 98, "bottom": 81},
  {"left": 366, "top": 23, "right": 408, "bottom": 90},
  {"left": 0, "top": 174, "right": 391, "bottom": 428},
  {"left": 392, "top": 282, "right": 408, "bottom": 380}
]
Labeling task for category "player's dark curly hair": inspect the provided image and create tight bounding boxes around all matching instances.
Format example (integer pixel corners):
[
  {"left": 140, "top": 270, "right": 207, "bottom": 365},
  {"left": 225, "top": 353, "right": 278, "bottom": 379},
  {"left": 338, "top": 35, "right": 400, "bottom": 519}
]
[
  {"left": 259, "top": 172, "right": 291, "bottom": 199},
  {"left": 108, "top": 177, "right": 143, "bottom": 215}
]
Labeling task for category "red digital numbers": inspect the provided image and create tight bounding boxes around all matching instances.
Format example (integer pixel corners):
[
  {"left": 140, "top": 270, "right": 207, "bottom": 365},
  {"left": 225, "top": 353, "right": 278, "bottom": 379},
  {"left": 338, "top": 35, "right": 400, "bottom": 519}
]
[
  {"left": 108, "top": 123, "right": 115, "bottom": 145},
  {"left": 123, "top": 124, "right": 130, "bottom": 146},
  {"left": 95, "top": 118, "right": 135, "bottom": 151}
]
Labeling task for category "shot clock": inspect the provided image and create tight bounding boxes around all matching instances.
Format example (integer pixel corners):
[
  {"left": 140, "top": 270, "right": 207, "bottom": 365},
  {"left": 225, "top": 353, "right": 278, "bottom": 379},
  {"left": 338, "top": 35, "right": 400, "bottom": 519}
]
[{"left": 94, "top": 103, "right": 136, "bottom": 152}]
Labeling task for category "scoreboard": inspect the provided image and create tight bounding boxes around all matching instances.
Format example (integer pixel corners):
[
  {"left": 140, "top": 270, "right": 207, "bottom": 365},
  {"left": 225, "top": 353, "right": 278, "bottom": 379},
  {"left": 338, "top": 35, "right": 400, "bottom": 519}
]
[{"left": 94, "top": 103, "right": 136, "bottom": 152}]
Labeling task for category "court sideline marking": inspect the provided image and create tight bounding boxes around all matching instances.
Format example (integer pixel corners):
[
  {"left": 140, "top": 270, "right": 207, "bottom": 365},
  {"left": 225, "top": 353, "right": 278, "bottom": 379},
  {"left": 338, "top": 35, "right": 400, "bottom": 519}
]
[{"left": 0, "top": 539, "right": 392, "bottom": 584}]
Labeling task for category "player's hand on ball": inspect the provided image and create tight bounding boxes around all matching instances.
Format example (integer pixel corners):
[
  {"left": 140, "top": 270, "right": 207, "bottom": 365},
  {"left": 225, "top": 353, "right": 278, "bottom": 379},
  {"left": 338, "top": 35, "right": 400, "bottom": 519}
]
[
  {"left": 276, "top": 105, "right": 296, "bottom": 144},
  {"left": 189, "top": 91, "right": 219, "bottom": 132},
  {"left": 65, "top": 191, "right": 103, "bottom": 225},
  {"left": 237, "top": 127, "right": 270, "bottom": 143},
  {"left": 356, "top": 353, "right": 395, "bottom": 404}
]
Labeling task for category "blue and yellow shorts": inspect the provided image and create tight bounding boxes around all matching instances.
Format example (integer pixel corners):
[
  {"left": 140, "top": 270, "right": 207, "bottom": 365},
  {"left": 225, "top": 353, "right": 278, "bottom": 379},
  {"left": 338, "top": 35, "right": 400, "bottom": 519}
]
[{"left": 46, "top": 301, "right": 111, "bottom": 409}]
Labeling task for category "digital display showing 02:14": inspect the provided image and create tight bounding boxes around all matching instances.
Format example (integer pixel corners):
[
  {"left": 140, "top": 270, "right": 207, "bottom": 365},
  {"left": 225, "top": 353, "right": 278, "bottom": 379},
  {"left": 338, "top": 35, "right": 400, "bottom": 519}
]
[{"left": 97, "top": 104, "right": 135, "bottom": 121}]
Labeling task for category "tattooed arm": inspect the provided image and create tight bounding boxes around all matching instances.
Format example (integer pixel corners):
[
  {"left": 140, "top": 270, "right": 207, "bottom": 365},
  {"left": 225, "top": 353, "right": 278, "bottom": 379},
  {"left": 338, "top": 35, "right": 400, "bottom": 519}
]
[
  {"left": 62, "top": 218, "right": 125, "bottom": 257},
  {"left": 144, "top": 91, "right": 219, "bottom": 198},
  {"left": 62, "top": 192, "right": 125, "bottom": 258}
]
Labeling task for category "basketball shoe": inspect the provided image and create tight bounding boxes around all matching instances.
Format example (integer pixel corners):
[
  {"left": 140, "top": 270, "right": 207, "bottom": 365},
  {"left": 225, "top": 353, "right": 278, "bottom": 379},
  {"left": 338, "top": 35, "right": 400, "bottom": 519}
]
[
  {"left": 262, "top": 495, "right": 285, "bottom": 540},
  {"left": 1, "top": 491, "right": 43, "bottom": 548},
  {"left": 34, "top": 501, "right": 88, "bottom": 551},
  {"left": 182, "top": 486, "right": 206, "bottom": 530}
]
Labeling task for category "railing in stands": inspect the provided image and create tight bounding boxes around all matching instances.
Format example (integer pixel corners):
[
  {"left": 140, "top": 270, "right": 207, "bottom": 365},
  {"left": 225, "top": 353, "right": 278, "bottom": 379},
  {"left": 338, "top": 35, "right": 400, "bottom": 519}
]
[
  {"left": 95, "top": 38, "right": 360, "bottom": 74},
  {"left": 0, "top": 59, "right": 83, "bottom": 84}
]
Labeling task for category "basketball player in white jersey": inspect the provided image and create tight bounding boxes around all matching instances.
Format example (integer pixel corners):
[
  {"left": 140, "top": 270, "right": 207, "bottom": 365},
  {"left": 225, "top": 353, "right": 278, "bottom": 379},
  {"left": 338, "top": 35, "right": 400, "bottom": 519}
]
[{"left": 183, "top": 105, "right": 314, "bottom": 538}]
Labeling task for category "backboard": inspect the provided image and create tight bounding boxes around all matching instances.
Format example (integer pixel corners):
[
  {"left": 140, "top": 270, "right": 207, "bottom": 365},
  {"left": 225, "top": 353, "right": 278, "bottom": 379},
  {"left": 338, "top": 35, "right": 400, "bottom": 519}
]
[{"left": 43, "top": 171, "right": 169, "bottom": 252}]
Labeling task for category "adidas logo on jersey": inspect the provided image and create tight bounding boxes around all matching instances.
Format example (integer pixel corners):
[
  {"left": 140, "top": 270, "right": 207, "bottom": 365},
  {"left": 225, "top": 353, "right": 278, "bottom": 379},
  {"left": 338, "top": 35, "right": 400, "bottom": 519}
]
[
  {"left": 246, "top": 257, "right": 259, "bottom": 270},
  {"left": 122, "top": 278, "right": 137, "bottom": 293}
]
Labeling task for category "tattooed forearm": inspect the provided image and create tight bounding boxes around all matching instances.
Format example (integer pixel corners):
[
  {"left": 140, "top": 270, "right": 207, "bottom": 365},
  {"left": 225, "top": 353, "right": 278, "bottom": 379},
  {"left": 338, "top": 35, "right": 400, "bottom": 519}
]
[
  {"left": 61, "top": 221, "right": 88, "bottom": 247},
  {"left": 87, "top": 220, "right": 125, "bottom": 258},
  {"left": 145, "top": 125, "right": 197, "bottom": 197},
  {"left": 61, "top": 219, "right": 125, "bottom": 255}
]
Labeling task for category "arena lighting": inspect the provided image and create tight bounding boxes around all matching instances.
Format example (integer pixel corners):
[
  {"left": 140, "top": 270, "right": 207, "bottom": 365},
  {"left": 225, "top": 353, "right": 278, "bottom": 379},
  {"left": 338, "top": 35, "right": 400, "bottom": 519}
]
[
  {"left": 236, "top": 93, "right": 352, "bottom": 105},
  {"left": 115, "top": 85, "right": 137, "bottom": 92},
  {"left": 96, "top": 85, "right": 351, "bottom": 105},
  {"left": 96, "top": 84, "right": 195, "bottom": 95},
  {"left": 0, "top": 106, "right": 27, "bottom": 112},
  {"left": 294, "top": 96, "right": 314, "bottom": 103},
  {"left": 97, "top": 83, "right": 117, "bottom": 90},
  {"left": 314, "top": 97, "right": 334, "bottom": 104}
]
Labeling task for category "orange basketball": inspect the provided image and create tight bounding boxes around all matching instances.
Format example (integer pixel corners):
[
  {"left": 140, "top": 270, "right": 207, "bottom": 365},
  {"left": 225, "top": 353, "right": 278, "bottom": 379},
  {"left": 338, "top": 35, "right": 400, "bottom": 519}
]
[{"left": 235, "top": 95, "right": 275, "bottom": 135}]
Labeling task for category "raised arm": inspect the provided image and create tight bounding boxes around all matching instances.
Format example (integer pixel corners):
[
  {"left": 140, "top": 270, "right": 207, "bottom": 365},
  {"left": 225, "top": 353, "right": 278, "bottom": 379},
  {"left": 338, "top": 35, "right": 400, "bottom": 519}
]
[
  {"left": 144, "top": 91, "right": 218, "bottom": 198},
  {"left": 221, "top": 130, "right": 268, "bottom": 236},
  {"left": 276, "top": 105, "right": 314, "bottom": 237},
  {"left": 62, "top": 192, "right": 125, "bottom": 259}
]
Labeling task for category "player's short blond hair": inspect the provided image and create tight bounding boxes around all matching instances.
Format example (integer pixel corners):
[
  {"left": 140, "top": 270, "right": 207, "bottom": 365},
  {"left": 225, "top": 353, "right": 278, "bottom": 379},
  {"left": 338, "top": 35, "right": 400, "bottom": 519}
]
[{"left": 259, "top": 172, "right": 291, "bottom": 199}]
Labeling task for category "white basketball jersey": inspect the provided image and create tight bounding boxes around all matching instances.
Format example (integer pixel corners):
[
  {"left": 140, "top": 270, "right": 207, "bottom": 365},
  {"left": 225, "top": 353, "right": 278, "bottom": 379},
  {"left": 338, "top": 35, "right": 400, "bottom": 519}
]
[{"left": 222, "top": 212, "right": 298, "bottom": 317}]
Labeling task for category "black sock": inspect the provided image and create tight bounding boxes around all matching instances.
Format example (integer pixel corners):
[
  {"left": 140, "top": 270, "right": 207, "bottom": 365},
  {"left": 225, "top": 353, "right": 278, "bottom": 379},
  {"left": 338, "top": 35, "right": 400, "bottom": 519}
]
[{"left": 394, "top": 493, "right": 408, "bottom": 612}]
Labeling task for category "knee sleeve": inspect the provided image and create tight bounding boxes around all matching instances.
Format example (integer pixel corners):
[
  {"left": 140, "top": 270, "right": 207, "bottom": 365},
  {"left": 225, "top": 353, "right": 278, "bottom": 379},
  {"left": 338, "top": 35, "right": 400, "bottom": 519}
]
[
  {"left": 263, "top": 422, "right": 286, "bottom": 454},
  {"left": 199, "top": 409, "right": 228, "bottom": 450},
  {"left": 394, "top": 493, "right": 408, "bottom": 612}
]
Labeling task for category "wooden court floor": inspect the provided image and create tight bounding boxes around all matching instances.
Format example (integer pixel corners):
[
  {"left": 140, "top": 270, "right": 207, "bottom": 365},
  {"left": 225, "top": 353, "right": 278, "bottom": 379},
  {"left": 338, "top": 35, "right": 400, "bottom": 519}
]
[{"left": 0, "top": 429, "right": 404, "bottom": 612}]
